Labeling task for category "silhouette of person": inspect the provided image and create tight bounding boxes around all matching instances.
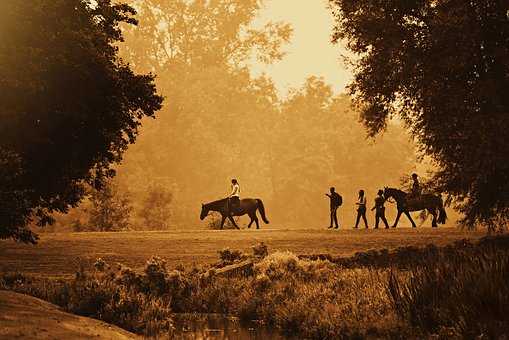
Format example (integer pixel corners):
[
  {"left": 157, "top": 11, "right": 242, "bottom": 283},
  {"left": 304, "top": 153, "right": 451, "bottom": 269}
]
[
  {"left": 228, "top": 179, "right": 240, "bottom": 213},
  {"left": 410, "top": 173, "right": 421, "bottom": 198},
  {"left": 371, "top": 189, "right": 389, "bottom": 229},
  {"left": 325, "top": 187, "right": 342, "bottom": 229},
  {"left": 354, "top": 189, "right": 369, "bottom": 229}
]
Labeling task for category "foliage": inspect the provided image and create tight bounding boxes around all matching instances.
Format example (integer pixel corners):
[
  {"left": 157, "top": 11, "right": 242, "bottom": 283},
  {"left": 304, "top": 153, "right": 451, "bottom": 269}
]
[
  {"left": 116, "top": 0, "right": 290, "bottom": 224},
  {"left": 206, "top": 212, "right": 239, "bottom": 230},
  {"left": 271, "top": 79, "right": 415, "bottom": 225},
  {"left": 89, "top": 180, "right": 133, "bottom": 231},
  {"left": 217, "top": 247, "right": 247, "bottom": 265},
  {"left": 0, "top": 149, "right": 36, "bottom": 242},
  {"left": 389, "top": 241, "right": 509, "bottom": 338},
  {"left": 330, "top": 0, "right": 509, "bottom": 228},
  {"left": 252, "top": 242, "right": 269, "bottom": 258},
  {"left": 138, "top": 184, "right": 173, "bottom": 230},
  {"left": 3, "top": 237, "right": 509, "bottom": 338},
  {"left": 0, "top": 259, "right": 173, "bottom": 336},
  {"left": 111, "top": 0, "right": 418, "bottom": 228},
  {"left": 0, "top": 0, "right": 163, "bottom": 242}
]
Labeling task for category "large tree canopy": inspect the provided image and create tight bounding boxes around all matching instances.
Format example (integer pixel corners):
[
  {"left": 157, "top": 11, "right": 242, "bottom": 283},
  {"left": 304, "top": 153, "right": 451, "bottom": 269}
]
[
  {"left": 330, "top": 0, "right": 509, "bottom": 228},
  {"left": 0, "top": 0, "right": 163, "bottom": 242}
]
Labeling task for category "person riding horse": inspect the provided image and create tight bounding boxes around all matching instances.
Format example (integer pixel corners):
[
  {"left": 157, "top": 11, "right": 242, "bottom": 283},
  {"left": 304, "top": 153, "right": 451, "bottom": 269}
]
[
  {"left": 409, "top": 173, "right": 421, "bottom": 199},
  {"left": 228, "top": 179, "right": 240, "bottom": 214},
  {"left": 383, "top": 185, "right": 447, "bottom": 228}
]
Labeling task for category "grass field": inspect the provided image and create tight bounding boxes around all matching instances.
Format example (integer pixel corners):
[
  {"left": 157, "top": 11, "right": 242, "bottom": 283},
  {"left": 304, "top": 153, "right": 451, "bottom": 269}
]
[{"left": 0, "top": 227, "right": 484, "bottom": 277}]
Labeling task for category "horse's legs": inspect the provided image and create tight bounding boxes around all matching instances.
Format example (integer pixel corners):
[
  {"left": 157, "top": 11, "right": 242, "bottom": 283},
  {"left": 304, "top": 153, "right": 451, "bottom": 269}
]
[
  {"left": 392, "top": 211, "right": 402, "bottom": 228},
  {"left": 429, "top": 208, "right": 438, "bottom": 228},
  {"left": 254, "top": 216, "right": 260, "bottom": 229},
  {"left": 247, "top": 213, "right": 255, "bottom": 229},
  {"left": 404, "top": 211, "right": 417, "bottom": 228},
  {"left": 220, "top": 215, "right": 226, "bottom": 229},
  {"left": 228, "top": 215, "right": 240, "bottom": 230}
]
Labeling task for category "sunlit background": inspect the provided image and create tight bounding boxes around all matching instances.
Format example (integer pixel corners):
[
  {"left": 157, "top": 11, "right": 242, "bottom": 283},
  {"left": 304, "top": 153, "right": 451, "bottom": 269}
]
[
  {"left": 49, "top": 0, "right": 446, "bottom": 231},
  {"left": 251, "top": 0, "right": 352, "bottom": 95}
]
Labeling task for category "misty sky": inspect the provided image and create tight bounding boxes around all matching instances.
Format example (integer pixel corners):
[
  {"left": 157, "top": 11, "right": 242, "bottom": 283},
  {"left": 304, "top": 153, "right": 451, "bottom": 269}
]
[{"left": 251, "top": 0, "right": 353, "bottom": 96}]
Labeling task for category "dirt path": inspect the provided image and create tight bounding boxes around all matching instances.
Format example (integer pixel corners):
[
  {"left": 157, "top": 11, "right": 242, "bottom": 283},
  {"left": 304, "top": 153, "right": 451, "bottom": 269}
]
[
  {"left": 0, "top": 290, "right": 138, "bottom": 339},
  {"left": 0, "top": 228, "right": 484, "bottom": 278}
]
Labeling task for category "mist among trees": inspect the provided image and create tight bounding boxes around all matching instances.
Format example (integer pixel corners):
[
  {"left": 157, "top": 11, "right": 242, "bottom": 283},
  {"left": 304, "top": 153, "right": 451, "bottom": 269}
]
[{"left": 109, "top": 0, "right": 416, "bottom": 228}]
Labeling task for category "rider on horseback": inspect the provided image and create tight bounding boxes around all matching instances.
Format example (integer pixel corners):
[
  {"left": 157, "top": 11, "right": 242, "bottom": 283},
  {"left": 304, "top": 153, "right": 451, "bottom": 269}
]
[
  {"left": 228, "top": 179, "right": 240, "bottom": 214},
  {"left": 410, "top": 173, "right": 421, "bottom": 198}
]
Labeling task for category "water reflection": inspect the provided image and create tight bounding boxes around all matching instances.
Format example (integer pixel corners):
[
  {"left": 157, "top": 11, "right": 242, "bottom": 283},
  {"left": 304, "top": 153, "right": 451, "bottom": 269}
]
[{"left": 168, "top": 313, "right": 290, "bottom": 339}]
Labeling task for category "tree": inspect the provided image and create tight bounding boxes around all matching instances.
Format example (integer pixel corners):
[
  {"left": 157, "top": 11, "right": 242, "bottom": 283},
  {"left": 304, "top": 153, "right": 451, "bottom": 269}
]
[
  {"left": 139, "top": 184, "right": 173, "bottom": 230},
  {"left": 89, "top": 180, "right": 133, "bottom": 231},
  {"left": 0, "top": 0, "right": 163, "bottom": 242},
  {"left": 115, "top": 0, "right": 415, "bottom": 227},
  {"left": 270, "top": 77, "right": 414, "bottom": 225},
  {"left": 118, "top": 0, "right": 290, "bottom": 223},
  {"left": 330, "top": 0, "right": 509, "bottom": 228}
]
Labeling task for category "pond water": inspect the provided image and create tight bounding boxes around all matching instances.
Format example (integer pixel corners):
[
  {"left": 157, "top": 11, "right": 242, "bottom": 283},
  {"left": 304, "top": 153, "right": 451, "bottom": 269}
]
[{"left": 167, "top": 313, "right": 291, "bottom": 339}]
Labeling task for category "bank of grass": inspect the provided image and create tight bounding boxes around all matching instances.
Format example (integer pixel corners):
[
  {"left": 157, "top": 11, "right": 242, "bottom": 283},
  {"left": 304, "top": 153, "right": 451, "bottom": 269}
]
[{"left": 1, "top": 236, "right": 509, "bottom": 339}]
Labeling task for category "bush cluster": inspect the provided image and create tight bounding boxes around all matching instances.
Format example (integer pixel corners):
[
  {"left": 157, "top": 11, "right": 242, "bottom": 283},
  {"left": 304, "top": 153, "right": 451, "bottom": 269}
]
[
  {"left": 389, "top": 243, "right": 509, "bottom": 338},
  {"left": 2, "top": 237, "right": 509, "bottom": 339}
]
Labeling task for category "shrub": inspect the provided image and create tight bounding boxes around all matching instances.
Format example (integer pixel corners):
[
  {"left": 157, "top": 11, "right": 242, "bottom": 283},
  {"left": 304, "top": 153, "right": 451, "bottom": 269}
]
[
  {"left": 89, "top": 180, "right": 133, "bottom": 232},
  {"left": 207, "top": 212, "right": 238, "bottom": 229},
  {"left": 218, "top": 247, "right": 246, "bottom": 265},
  {"left": 252, "top": 242, "right": 268, "bottom": 258},
  {"left": 138, "top": 184, "right": 173, "bottom": 230},
  {"left": 4, "top": 237, "right": 509, "bottom": 339},
  {"left": 388, "top": 244, "right": 509, "bottom": 338}
]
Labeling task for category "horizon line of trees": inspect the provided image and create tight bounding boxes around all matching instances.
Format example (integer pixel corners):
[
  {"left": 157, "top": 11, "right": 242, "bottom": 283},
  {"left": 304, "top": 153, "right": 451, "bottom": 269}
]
[{"left": 2, "top": 0, "right": 508, "bottom": 240}]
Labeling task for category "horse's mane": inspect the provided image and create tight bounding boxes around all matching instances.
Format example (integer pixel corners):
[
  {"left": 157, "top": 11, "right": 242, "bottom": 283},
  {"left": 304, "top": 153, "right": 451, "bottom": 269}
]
[
  {"left": 386, "top": 187, "right": 407, "bottom": 196},
  {"left": 204, "top": 197, "right": 229, "bottom": 208}
]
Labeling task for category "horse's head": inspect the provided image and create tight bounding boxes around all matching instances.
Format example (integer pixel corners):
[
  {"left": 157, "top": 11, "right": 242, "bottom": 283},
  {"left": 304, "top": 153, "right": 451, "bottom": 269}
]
[
  {"left": 384, "top": 187, "right": 405, "bottom": 202},
  {"left": 200, "top": 203, "right": 209, "bottom": 220},
  {"left": 383, "top": 187, "right": 393, "bottom": 198}
]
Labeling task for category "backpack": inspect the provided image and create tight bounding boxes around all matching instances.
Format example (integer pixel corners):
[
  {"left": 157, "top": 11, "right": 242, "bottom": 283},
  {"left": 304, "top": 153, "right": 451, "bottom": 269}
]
[
  {"left": 337, "top": 194, "right": 343, "bottom": 206},
  {"left": 334, "top": 193, "right": 343, "bottom": 207}
]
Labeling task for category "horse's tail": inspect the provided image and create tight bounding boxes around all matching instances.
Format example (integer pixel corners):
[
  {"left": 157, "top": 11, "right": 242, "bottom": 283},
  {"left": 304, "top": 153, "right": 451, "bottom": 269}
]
[
  {"left": 256, "top": 199, "right": 269, "bottom": 224},
  {"left": 438, "top": 198, "right": 447, "bottom": 224}
]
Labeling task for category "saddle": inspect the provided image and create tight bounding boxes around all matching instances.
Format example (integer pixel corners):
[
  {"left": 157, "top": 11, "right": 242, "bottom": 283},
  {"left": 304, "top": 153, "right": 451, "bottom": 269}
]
[
  {"left": 227, "top": 197, "right": 240, "bottom": 214},
  {"left": 404, "top": 195, "right": 422, "bottom": 209}
]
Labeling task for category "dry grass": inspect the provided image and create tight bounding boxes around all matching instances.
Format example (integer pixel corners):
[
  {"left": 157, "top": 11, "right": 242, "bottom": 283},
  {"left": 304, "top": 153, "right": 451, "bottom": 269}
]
[
  {"left": 0, "top": 228, "right": 484, "bottom": 278},
  {"left": 1, "top": 233, "right": 508, "bottom": 339}
]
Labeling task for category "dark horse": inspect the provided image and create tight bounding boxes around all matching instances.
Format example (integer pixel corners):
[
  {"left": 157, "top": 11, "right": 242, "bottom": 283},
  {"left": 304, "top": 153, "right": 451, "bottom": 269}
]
[
  {"left": 383, "top": 187, "right": 447, "bottom": 228},
  {"left": 200, "top": 198, "right": 269, "bottom": 229}
]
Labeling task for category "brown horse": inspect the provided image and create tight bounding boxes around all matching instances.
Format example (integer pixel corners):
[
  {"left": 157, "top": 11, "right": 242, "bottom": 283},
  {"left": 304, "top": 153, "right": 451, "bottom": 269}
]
[
  {"left": 200, "top": 198, "right": 269, "bottom": 229},
  {"left": 383, "top": 187, "right": 447, "bottom": 228}
]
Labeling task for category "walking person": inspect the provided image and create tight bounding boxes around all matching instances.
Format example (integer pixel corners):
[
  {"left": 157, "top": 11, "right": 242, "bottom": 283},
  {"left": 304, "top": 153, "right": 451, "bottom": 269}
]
[
  {"left": 228, "top": 179, "right": 240, "bottom": 214},
  {"left": 354, "top": 189, "right": 369, "bottom": 229},
  {"left": 325, "top": 187, "right": 342, "bottom": 229},
  {"left": 371, "top": 189, "right": 390, "bottom": 229}
]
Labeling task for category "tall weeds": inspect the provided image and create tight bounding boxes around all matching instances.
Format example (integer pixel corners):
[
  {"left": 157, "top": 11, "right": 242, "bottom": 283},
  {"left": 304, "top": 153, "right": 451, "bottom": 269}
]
[
  {"left": 389, "top": 242, "right": 509, "bottom": 338},
  {"left": 2, "top": 236, "right": 509, "bottom": 339}
]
